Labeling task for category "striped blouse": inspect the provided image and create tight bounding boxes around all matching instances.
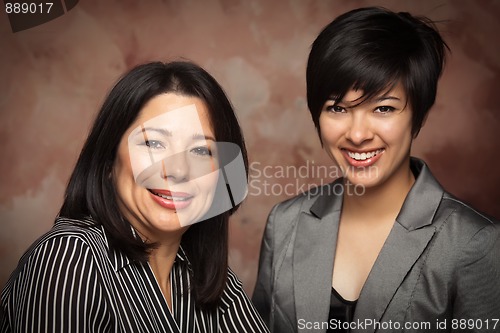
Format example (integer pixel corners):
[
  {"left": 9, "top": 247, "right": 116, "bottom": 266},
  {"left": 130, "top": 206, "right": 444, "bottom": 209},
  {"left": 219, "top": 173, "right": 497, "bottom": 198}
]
[{"left": 0, "top": 217, "right": 269, "bottom": 333}]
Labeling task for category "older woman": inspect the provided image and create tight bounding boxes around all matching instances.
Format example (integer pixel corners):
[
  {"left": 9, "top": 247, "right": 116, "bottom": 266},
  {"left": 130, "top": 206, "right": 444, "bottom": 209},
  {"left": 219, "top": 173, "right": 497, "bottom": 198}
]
[
  {"left": 253, "top": 7, "right": 500, "bottom": 333},
  {"left": 1, "top": 61, "right": 269, "bottom": 332}
]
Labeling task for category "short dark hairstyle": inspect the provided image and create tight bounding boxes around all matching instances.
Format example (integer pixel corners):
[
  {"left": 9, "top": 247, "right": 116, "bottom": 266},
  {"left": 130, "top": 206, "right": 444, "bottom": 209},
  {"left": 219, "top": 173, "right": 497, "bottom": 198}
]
[
  {"left": 59, "top": 61, "right": 248, "bottom": 309},
  {"left": 307, "top": 7, "right": 449, "bottom": 138}
]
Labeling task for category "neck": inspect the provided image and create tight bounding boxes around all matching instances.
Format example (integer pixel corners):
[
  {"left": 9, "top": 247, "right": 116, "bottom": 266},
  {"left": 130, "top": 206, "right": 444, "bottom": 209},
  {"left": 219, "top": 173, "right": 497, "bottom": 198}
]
[
  {"left": 149, "top": 238, "right": 182, "bottom": 287},
  {"left": 342, "top": 159, "right": 415, "bottom": 223}
]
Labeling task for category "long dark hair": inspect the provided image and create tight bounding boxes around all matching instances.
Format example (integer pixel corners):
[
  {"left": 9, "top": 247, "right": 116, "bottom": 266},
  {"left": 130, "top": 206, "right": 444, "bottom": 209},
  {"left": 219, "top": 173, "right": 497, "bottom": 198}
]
[{"left": 59, "top": 61, "right": 248, "bottom": 309}]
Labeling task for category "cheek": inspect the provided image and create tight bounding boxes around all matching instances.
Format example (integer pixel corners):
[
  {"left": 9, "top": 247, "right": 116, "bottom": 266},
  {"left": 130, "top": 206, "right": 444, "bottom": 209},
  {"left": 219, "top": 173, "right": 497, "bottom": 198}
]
[
  {"left": 113, "top": 145, "right": 137, "bottom": 193},
  {"left": 200, "top": 172, "right": 219, "bottom": 195},
  {"left": 129, "top": 150, "right": 156, "bottom": 181},
  {"left": 187, "top": 156, "right": 218, "bottom": 179},
  {"left": 319, "top": 118, "right": 343, "bottom": 145},
  {"left": 378, "top": 118, "right": 413, "bottom": 144}
]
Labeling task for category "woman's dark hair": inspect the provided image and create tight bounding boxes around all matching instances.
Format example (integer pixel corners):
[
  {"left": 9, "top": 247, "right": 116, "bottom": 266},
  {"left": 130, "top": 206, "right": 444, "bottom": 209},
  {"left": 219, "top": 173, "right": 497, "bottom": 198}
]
[
  {"left": 59, "top": 61, "right": 248, "bottom": 309},
  {"left": 307, "top": 6, "right": 449, "bottom": 138}
]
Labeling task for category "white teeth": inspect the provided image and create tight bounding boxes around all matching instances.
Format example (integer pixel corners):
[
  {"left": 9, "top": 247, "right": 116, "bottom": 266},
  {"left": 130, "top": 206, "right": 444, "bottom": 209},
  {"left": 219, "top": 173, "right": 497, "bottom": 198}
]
[
  {"left": 151, "top": 191, "right": 190, "bottom": 201},
  {"left": 171, "top": 197, "right": 189, "bottom": 202},
  {"left": 347, "top": 149, "right": 382, "bottom": 161}
]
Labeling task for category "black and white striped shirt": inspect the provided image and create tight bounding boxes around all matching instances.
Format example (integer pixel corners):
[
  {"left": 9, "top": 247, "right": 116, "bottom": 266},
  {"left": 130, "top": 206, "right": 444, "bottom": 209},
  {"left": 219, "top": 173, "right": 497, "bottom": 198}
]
[{"left": 0, "top": 217, "right": 269, "bottom": 332}]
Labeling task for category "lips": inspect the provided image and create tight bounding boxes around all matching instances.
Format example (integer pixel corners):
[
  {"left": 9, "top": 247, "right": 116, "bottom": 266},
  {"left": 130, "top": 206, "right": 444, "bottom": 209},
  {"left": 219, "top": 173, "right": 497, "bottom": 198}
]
[
  {"left": 148, "top": 189, "right": 193, "bottom": 210},
  {"left": 341, "top": 148, "right": 384, "bottom": 167}
]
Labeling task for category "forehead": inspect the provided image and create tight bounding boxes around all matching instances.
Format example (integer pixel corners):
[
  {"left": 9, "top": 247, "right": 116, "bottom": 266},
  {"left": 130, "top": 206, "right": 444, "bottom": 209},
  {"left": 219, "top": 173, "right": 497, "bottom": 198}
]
[
  {"left": 136, "top": 93, "right": 210, "bottom": 122},
  {"left": 126, "top": 93, "right": 214, "bottom": 139}
]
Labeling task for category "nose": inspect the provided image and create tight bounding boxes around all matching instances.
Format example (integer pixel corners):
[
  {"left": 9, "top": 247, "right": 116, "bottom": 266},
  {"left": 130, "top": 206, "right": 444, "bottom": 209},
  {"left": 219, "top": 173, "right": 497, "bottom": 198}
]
[
  {"left": 345, "top": 113, "right": 374, "bottom": 145},
  {"left": 161, "top": 151, "right": 189, "bottom": 182}
]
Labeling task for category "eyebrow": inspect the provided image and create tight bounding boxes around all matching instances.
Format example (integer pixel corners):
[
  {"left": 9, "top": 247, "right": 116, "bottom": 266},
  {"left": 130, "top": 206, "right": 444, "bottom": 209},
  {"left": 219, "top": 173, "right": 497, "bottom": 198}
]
[
  {"left": 374, "top": 96, "right": 401, "bottom": 102},
  {"left": 192, "top": 133, "right": 216, "bottom": 141},
  {"left": 327, "top": 95, "right": 402, "bottom": 104},
  {"left": 136, "top": 126, "right": 215, "bottom": 141},
  {"left": 139, "top": 127, "right": 171, "bottom": 137}
]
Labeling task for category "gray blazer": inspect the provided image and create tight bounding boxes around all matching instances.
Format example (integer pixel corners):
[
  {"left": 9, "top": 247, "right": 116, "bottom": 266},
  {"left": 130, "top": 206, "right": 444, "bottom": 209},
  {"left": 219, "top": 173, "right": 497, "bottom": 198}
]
[{"left": 252, "top": 158, "right": 500, "bottom": 332}]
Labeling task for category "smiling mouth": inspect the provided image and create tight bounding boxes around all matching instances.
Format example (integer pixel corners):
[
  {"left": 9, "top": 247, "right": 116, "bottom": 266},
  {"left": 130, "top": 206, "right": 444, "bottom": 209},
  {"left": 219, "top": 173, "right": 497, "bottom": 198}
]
[
  {"left": 345, "top": 149, "right": 384, "bottom": 161},
  {"left": 148, "top": 189, "right": 193, "bottom": 201}
]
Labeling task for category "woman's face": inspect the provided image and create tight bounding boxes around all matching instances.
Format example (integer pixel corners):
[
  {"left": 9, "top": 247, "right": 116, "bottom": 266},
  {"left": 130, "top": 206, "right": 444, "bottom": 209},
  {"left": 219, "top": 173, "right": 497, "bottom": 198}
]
[
  {"left": 319, "top": 83, "right": 413, "bottom": 190},
  {"left": 113, "top": 93, "right": 219, "bottom": 241}
]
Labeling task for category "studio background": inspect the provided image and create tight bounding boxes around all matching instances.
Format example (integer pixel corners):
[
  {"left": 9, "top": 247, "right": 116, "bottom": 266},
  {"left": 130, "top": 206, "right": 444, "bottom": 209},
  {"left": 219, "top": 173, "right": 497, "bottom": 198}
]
[{"left": 1, "top": 0, "right": 499, "bottom": 293}]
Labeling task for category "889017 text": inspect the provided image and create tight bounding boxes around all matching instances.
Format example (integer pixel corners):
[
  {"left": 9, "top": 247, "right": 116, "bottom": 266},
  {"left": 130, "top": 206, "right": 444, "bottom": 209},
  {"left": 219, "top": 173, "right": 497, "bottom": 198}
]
[
  {"left": 5, "top": 2, "right": 53, "bottom": 14},
  {"left": 451, "top": 319, "right": 498, "bottom": 330}
]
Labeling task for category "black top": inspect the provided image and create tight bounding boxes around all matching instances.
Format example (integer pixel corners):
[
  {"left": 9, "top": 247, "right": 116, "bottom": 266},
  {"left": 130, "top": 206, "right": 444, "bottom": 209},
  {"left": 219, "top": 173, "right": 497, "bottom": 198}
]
[{"left": 326, "top": 287, "right": 357, "bottom": 332}]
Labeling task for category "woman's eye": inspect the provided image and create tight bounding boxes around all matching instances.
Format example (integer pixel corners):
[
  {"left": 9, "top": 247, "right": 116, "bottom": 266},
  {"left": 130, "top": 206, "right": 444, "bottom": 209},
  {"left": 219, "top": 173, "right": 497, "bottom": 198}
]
[
  {"left": 374, "top": 106, "right": 396, "bottom": 113},
  {"left": 143, "top": 140, "right": 165, "bottom": 149},
  {"left": 326, "top": 105, "right": 346, "bottom": 113},
  {"left": 191, "top": 146, "right": 212, "bottom": 156}
]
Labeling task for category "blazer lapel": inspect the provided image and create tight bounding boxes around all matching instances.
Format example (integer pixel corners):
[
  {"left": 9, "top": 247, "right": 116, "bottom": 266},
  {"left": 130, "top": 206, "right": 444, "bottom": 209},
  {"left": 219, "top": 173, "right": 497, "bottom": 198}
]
[
  {"left": 293, "top": 181, "right": 343, "bottom": 333},
  {"left": 352, "top": 224, "right": 435, "bottom": 332},
  {"left": 353, "top": 158, "right": 444, "bottom": 333}
]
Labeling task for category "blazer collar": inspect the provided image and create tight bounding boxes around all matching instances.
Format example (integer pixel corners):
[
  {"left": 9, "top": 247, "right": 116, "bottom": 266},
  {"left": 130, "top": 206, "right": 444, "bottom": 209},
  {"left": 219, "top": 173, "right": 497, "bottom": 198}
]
[
  {"left": 308, "top": 157, "right": 444, "bottom": 230},
  {"left": 309, "top": 177, "right": 344, "bottom": 218},
  {"left": 396, "top": 157, "right": 444, "bottom": 230}
]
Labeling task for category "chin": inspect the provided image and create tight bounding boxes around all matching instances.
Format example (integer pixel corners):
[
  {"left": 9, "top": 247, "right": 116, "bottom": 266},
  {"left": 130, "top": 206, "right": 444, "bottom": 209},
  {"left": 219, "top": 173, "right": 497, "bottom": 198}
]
[
  {"left": 155, "top": 223, "right": 189, "bottom": 236},
  {"left": 152, "top": 213, "right": 182, "bottom": 229},
  {"left": 344, "top": 175, "right": 382, "bottom": 191}
]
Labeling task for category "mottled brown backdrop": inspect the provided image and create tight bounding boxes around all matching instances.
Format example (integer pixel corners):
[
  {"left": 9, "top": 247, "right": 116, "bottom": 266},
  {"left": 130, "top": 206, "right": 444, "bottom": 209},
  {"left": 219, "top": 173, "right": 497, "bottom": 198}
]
[{"left": 1, "top": 0, "right": 499, "bottom": 293}]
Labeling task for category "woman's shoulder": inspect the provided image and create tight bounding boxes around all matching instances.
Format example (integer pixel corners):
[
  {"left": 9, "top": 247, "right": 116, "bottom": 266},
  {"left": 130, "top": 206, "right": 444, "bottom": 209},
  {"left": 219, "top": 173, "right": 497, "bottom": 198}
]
[
  {"left": 37, "top": 216, "right": 105, "bottom": 248},
  {"left": 13, "top": 216, "right": 108, "bottom": 273},
  {"left": 218, "top": 267, "right": 251, "bottom": 307},
  {"left": 227, "top": 267, "right": 242, "bottom": 285},
  {"left": 216, "top": 268, "right": 269, "bottom": 331},
  {"left": 1, "top": 217, "right": 114, "bottom": 331},
  {"left": 437, "top": 193, "right": 499, "bottom": 256},
  {"left": 440, "top": 193, "right": 498, "bottom": 230}
]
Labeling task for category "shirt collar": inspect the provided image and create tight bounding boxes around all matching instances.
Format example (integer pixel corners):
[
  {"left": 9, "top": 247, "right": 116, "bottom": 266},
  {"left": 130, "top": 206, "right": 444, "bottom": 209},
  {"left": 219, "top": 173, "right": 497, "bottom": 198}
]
[
  {"left": 175, "top": 244, "right": 188, "bottom": 263},
  {"left": 100, "top": 224, "right": 133, "bottom": 271},
  {"left": 104, "top": 224, "right": 190, "bottom": 271}
]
